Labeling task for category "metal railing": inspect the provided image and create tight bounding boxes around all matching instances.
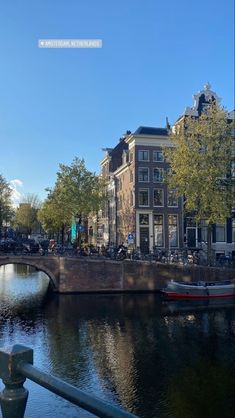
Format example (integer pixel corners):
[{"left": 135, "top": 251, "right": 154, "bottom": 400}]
[{"left": 0, "top": 345, "right": 138, "bottom": 418}]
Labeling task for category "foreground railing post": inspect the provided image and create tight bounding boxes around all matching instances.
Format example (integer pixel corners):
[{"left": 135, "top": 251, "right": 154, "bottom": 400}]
[
  {"left": 0, "top": 345, "right": 138, "bottom": 418},
  {"left": 0, "top": 345, "right": 33, "bottom": 418}
]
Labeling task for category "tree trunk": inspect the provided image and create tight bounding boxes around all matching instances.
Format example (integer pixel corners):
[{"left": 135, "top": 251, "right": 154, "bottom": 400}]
[
  {"left": 61, "top": 224, "right": 65, "bottom": 245},
  {"left": 207, "top": 223, "right": 213, "bottom": 266}
]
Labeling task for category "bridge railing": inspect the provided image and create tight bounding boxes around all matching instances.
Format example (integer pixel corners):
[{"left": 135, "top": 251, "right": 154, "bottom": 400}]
[{"left": 0, "top": 345, "right": 138, "bottom": 418}]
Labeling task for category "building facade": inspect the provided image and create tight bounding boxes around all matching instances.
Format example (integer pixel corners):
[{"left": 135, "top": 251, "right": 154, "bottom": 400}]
[
  {"left": 100, "top": 128, "right": 184, "bottom": 253},
  {"left": 172, "top": 84, "right": 235, "bottom": 258},
  {"left": 100, "top": 84, "right": 234, "bottom": 257}
]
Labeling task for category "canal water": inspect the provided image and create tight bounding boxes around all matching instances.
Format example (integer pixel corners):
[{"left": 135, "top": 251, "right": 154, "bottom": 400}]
[{"left": 0, "top": 264, "right": 235, "bottom": 418}]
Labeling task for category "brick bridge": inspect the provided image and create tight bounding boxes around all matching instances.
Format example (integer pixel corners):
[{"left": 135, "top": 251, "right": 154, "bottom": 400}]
[{"left": 0, "top": 255, "right": 234, "bottom": 293}]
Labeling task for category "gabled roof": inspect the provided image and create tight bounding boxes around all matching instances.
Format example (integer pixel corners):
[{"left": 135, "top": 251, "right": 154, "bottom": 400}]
[
  {"left": 134, "top": 126, "right": 168, "bottom": 136},
  {"left": 108, "top": 138, "right": 128, "bottom": 172}
]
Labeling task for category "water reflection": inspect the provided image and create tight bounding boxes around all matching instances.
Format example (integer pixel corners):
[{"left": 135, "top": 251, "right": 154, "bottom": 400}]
[
  {"left": 0, "top": 266, "right": 235, "bottom": 417},
  {"left": 43, "top": 295, "right": 235, "bottom": 418},
  {"left": 0, "top": 264, "right": 50, "bottom": 316}
]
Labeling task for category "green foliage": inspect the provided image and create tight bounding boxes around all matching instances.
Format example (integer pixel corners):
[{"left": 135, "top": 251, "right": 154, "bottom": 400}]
[
  {"left": 0, "top": 174, "right": 14, "bottom": 227},
  {"left": 14, "top": 203, "right": 39, "bottom": 235},
  {"left": 164, "top": 104, "right": 233, "bottom": 224},
  {"left": 38, "top": 157, "right": 106, "bottom": 233}
]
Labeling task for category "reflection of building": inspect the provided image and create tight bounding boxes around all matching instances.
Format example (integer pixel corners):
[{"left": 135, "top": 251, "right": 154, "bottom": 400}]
[{"left": 100, "top": 129, "right": 184, "bottom": 252}]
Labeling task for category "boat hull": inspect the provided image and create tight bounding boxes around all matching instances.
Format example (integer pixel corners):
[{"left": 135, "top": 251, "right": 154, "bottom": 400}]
[{"left": 162, "top": 280, "right": 235, "bottom": 300}]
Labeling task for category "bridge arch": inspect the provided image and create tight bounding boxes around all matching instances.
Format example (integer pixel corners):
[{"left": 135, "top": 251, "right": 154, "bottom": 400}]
[{"left": 0, "top": 257, "right": 59, "bottom": 291}]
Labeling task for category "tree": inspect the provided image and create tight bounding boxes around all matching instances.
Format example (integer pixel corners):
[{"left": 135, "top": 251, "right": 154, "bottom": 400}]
[
  {"left": 0, "top": 174, "right": 14, "bottom": 227},
  {"left": 38, "top": 157, "right": 106, "bottom": 243},
  {"left": 117, "top": 195, "right": 135, "bottom": 244},
  {"left": 37, "top": 189, "right": 72, "bottom": 238},
  {"left": 14, "top": 194, "right": 41, "bottom": 236},
  {"left": 21, "top": 193, "right": 41, "bottom": 209},
  {"left": 164, "top": 104, "right": 233, "bottom": 263}
]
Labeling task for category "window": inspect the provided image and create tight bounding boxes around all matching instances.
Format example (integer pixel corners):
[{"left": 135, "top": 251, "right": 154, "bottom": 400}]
[
  {"left": 168, "top": 215, "right": 178, "bottom": 247},
  {"left": 130, "top": 170, "right": 133, "bottom": 182},
  {"left": 139, "top": 214, "right": 149, "bottom": 225},
  {"left": 138, "top": 167, "right": 149, "bottom": 182},
  {"left": 153, "top": 151, "right": 164, "bottom": 162},
  {"left": 200, "top": 220, "right": 207, "bottom": 242},
  {"left": 130, "top": 191, "right": 133, "bottom": 206},
  {"left": 153, "top": 168, "right": 164, "bottom": 182},
  {"left": 138, "top": 150, "right": 149, "bottom": 161},
  {"left": 167, "top": 190, "right": 178, "bottom": 207},
  {"left": 186, "top": 217, "right": 196, "bottom": 227},
  {"left": 216, "top": 224, "right": 226, "bottom": 242},
  {"left": 139, "top": 189, "right": 149, "bottom": 206},
  {"left": 122, "top": 150, "right": 128, "bottom": 165},
  {"left": 154, "top": 215, "right": 164, "bottom": 247},
  {"left": 232, "top": 140, "right": 235, "bottom": 158},
  {"left": 232, "top": 219, "right": 235, "bottom": 242},
  {"left": 153, "top": 189, "right": 164, "bottom": 206},
  {"left": 116, "top": 179, "right": 121, "bottom": 192}
]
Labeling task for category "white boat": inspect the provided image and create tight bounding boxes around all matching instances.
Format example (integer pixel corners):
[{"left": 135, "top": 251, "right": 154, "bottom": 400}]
[{"left": 162, "top": 279, "right": 235, "bottom": 299}]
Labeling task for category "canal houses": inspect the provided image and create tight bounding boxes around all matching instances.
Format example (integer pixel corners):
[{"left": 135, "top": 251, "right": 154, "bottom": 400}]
[
  {"left": 100, "top": 84, "right": 235, "bottom": 257},
  {"left": 172, "top": 84, "right": 235, "bottom": 258},
  {"left": 100, "top": 128, "right": 184, "bottom": 253}
]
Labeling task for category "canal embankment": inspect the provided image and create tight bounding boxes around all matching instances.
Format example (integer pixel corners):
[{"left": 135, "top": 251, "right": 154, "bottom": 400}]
[
  {"left": 58, "top": 258, "right": 235, "bottom": 293},
  {"left": 0, "top": 256, "right": 234, "bottom": 293}
]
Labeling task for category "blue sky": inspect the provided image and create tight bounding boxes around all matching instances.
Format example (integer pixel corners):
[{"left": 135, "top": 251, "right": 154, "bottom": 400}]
[{"left": 0, "top": 0, "right": 234, "bottom": 203}]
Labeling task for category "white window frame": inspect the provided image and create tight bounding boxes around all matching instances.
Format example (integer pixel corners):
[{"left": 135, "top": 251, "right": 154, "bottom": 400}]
[
  {"left": 216, "top": 223, "right": 226, "bottom": 242},
  {"left": 168, "top": 214, "right": 179, "bottom": 247},
  {"left": 167, "top": 189, "right": 178, "bottom": 207},
  {"left": 139, "top": 188, "right": 149, "bottom": 207},
  {"left": 153, "top": 214, "right": 164, "bottom": 247},
  {"left": 153, "top": 151, "right": 164, "bottom": 162},
  {"left": 153, "top": 188, "right": 164, "bottom": 207},
  {"left": 139, "top": 213, "right": 149, "bottom": 225},
  {"left": 232, "top": 219, "right": 235, "bottom": 242},
  {"left": 138, "top": 167, "right": 149, "bottom": 182},
  {"left": 153, "top": 168, "right": 164, "bottom": 183},
  {"left": 138, "top": 150, "right": 149, "bottom": 162}
]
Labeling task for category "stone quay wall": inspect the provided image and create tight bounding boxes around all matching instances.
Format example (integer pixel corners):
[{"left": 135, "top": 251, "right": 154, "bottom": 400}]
[
  {"left": 57, "top": 258, "right": 235, "bottom": 293},
  {"left": 0, "top": 256, "right": 234, "bottom": 293}
]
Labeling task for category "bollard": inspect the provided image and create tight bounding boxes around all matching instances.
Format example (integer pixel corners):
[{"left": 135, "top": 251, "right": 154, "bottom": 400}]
[{"left": 0, "top": 345, "right": 33, "bottom": 418}]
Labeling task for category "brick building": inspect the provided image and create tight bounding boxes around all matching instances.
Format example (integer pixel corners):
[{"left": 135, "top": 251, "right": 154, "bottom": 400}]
[
  {"left": 100, "top": 127, "right": 184, "bottom": 253},
  {"left": 100, "top": 84, "right": 234, "bottom": 257}
]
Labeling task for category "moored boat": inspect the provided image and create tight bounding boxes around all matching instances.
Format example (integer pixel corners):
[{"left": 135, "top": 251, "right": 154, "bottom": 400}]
[{"left": 162, "top": 279, "right": 235, "bottom": 299}]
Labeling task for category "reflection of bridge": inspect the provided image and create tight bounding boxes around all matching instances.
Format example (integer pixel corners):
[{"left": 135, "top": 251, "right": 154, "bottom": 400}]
[{"left": 0, "top": 255, "right": 234, "bottom": 294}]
